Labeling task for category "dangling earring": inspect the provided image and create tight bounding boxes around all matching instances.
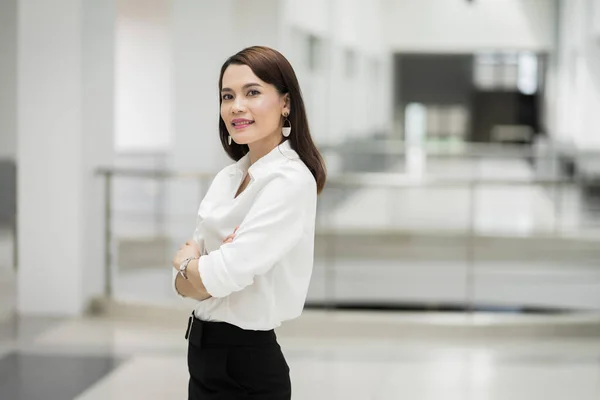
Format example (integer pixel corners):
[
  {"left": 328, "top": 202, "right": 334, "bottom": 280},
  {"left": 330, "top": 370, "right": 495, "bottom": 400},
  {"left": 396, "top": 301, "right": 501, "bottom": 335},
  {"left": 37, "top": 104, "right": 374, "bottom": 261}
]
[
  {"left": 282, "top": 112, "right": 291, "bottom": 137},
  {"left": 228, "top": 135, "right": 232, "bottom": 145}
]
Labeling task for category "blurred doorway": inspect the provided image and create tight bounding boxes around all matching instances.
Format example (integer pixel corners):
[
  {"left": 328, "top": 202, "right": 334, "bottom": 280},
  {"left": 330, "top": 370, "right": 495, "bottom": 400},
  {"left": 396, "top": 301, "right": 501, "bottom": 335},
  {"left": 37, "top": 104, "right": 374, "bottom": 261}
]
[{"left": 394, "top": 52, "right": 545, "bottom": 144}]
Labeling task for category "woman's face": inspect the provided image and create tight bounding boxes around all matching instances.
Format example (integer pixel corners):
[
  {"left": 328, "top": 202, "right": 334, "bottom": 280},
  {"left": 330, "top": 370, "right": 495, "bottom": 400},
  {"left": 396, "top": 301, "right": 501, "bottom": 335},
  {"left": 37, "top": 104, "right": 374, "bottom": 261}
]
[{"left": 220, "top": 64, "right": 289, "bottom": 146}]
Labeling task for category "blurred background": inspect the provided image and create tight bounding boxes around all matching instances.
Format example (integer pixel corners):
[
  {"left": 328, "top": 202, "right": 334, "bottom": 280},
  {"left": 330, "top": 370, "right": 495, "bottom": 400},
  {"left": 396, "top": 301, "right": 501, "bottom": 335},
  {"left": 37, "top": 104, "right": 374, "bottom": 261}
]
[{"left": 1, "top": 0, "right": 600, "bottom": 399}]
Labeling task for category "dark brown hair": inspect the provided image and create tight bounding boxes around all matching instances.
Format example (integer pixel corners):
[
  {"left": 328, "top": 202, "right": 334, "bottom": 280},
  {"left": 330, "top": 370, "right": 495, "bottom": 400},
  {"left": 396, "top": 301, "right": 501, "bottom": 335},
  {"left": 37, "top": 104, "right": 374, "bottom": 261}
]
[{"left": 218, "top": 46, "right": 327, "bottom": 194}]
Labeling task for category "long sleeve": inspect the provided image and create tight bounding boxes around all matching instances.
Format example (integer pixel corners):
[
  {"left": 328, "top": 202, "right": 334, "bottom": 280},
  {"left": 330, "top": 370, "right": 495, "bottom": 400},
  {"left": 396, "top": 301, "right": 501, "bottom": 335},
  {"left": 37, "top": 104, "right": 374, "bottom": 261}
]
[
  {"left": 172, "top": 170, "right": 224, "bottom": 298},
  {"left": 199, "top": 173, "right": 315, "bottom": 298}
]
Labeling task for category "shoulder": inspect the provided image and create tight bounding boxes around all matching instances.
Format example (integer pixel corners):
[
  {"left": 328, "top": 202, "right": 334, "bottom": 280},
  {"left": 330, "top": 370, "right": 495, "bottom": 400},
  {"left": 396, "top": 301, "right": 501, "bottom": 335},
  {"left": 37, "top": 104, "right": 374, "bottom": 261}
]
[
  {"left": 271, "top": 158, "right": 316, "bottom": 193},
  {"left": 211, "top": 163, "right": 237, "bottom": 182},
  {"left": 277, "top": 158, "right": 316, "bottom": 187},
  {"left": 201, "top": 164, "right": 237, "bottom": 200},
  {"left": 221, "top": 161, "right": 239, "bottom": 175}
]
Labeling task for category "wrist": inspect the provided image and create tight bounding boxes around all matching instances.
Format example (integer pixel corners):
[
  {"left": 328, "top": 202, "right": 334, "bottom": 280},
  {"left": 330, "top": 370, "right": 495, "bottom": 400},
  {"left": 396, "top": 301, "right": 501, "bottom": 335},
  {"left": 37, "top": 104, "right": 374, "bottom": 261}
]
[
  {"left": 178, "top": 256, "right": 198, "bottom": 280},
  {"left": 186, "top": 258, "right": 207, "bottom": 293}
]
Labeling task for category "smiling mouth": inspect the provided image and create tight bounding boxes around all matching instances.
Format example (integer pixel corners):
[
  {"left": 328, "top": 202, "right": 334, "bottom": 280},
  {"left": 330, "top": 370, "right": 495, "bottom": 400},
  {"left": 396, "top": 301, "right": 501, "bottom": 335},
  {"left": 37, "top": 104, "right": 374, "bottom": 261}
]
[{"left": 232, "top": 121, "right": 254, "bottom": 129}]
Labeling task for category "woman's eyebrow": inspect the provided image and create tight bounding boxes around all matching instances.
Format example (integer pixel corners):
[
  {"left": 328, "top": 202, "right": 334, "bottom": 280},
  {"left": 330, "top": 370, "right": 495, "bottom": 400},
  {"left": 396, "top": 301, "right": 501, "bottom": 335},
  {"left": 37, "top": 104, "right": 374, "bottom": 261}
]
[{"left": 221, "top": 83, "right": 263, "bottom": 92}]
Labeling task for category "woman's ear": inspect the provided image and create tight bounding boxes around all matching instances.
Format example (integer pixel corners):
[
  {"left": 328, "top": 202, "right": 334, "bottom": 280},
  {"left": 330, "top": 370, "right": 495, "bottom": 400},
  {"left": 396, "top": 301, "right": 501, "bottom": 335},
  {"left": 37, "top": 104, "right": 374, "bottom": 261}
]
[{"left": 282, "top": 93, "right": 291, "bottom": 115}]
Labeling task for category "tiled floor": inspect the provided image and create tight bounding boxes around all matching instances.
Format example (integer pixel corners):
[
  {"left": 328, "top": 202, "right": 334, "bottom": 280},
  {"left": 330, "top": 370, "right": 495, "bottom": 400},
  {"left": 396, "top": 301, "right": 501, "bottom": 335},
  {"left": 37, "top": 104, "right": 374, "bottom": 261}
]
[{"left": 0, "top": 311, "right": 600, "bottom": 399}]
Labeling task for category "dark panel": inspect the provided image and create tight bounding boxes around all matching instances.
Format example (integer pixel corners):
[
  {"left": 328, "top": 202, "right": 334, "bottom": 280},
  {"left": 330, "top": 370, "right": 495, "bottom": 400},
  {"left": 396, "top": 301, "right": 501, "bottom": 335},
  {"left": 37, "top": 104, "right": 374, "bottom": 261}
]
[
  {"left": 0, "top": 352, "right": 122, "bottom": 400},
  {"left": 394, "top": 54, "right": 474, "bottom": 140},
  {"left": 471, "top": 91, "right": 519, "bottom": 142},
  {"left": 395, "top": 54, "right": 474, "bottom": 107},
  {"left": 0, "top": 160, "right": 16, "bottom": 226}
]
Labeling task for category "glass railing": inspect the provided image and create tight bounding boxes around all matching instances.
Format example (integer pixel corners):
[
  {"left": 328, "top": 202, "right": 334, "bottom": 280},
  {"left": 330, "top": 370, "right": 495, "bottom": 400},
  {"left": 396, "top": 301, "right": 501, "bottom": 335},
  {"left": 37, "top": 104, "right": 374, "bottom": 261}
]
[{"left": 96, "top": 143, "right": 600, "bottom": 312}]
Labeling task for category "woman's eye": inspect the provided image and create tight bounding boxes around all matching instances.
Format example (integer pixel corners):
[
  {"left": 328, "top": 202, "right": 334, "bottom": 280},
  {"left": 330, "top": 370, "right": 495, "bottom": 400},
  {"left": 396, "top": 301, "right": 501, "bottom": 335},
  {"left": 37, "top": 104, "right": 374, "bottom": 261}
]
[
  {"left": 222, "top": 94, "right": 233, "bottom": 101},
  {"left": 247, "top": 89, "right": 260, "bottom": 96}
]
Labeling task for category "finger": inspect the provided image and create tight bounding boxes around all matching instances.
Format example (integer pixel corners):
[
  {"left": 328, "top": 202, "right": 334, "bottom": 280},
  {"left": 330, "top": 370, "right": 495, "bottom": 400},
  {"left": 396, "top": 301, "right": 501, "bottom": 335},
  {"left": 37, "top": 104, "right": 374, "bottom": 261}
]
[{"left": 234, "top": 226, "right": 239, "bottom": 233}]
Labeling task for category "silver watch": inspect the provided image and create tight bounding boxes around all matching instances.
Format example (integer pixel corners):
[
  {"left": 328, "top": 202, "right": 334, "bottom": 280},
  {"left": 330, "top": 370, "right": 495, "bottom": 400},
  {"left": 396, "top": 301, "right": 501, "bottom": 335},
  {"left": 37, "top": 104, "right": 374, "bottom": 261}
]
[{"left": 179, "top": 257, "right": 197, "bottom": 280}]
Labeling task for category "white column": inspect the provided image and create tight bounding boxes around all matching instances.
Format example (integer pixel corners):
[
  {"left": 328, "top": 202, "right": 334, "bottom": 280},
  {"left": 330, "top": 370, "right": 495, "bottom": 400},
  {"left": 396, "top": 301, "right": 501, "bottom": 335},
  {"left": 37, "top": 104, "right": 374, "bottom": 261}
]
[
  {"left": 553, "top": 0, "right": 600, "bottom": 150},
  {"left": 171, "top": 0, "right": 235, "bottom": 171},
  {"left": 167, "top": 0, "right": 284, "bottom": 241},
  {"left": 17, "top": 0, "right": 114, "bottom": 315},
  {"left": 115, "top": 0, "right": 172, "bottom": 153},
  {"left": 0, "top": 0, "right": 17, "bottom": 160},
  {"left": 82, "top": 0, "right": 116, "bottom": 305},
  {"left": 166, "top": 0, "right": 237, "bottom": 241},
  {"left": 170, "top": 0, "right": 282, "bottom": 171},
  {"left": 580, "top": 0, "right": 600, "bottom": 149},
  {"left": 234, "top": 0, "right": 281, "bottom": 50}
]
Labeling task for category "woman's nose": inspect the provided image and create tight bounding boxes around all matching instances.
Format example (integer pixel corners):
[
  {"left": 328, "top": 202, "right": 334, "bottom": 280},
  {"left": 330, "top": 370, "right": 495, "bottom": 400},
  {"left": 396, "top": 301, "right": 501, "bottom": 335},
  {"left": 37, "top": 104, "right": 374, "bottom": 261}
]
[{"left": 232, "top": 99, "right": 245, "bottom": 113}]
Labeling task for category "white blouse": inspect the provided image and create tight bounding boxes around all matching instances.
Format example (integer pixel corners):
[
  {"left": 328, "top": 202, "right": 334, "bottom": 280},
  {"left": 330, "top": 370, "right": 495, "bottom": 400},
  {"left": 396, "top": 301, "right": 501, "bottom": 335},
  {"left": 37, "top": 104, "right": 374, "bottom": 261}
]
[{"left": 174, "top": 140, "right": 318, "bottom": 330}]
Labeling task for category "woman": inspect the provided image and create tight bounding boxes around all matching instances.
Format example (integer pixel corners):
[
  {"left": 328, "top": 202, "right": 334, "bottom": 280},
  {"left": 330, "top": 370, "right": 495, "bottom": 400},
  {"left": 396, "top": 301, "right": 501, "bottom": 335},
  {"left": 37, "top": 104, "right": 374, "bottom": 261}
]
[{"left": 171, "top": 46, "right": 326, "bottom": 399}]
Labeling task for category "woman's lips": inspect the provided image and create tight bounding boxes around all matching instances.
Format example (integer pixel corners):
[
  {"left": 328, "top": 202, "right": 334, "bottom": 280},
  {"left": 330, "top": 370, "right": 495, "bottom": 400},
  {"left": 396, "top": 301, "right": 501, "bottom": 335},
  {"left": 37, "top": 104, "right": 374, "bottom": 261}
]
[{"left": 231, "top": 120, "right": 254, "bottom": 130}]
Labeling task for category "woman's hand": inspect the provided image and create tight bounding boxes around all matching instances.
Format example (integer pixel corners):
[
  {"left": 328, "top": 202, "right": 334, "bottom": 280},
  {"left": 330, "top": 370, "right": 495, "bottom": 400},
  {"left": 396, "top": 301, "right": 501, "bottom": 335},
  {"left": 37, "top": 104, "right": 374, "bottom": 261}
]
[
  {"left": 222, "top": 226, "right": 239, "bottom": 245},
  {"left": 172, "top": 226, "right": 238, "bottom": 271},
  {"left": 185, "top": 239, "right": 201, "bottom": 254},
  {"left": 172, "top": 241, "right": 201, "bottom": 270}
]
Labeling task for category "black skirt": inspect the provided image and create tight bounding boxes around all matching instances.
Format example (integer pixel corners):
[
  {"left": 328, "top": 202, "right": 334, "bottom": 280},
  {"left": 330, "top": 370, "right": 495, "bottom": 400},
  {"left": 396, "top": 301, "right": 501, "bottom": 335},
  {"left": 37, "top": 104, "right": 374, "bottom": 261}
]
[{"left": 185, "top": 314, "right": 291, "bottom": 400}]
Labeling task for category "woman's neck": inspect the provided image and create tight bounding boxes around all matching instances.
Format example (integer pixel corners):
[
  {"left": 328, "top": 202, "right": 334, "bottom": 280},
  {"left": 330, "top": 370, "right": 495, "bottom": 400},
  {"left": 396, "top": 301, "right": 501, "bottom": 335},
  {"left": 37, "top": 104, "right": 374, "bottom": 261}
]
[{"left": 247, "top": 135, "right": 283, "bottom": 166}]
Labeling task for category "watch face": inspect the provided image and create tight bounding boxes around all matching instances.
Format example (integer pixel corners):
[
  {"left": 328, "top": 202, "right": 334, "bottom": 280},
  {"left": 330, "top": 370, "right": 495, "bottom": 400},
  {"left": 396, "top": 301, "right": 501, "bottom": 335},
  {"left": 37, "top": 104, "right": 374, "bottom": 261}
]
[
  {"left": 180, "top": 258, "right": 191, "bottom": 278},
  {"left": 180, "top": 258, "right": 189, "bottom": 271}
]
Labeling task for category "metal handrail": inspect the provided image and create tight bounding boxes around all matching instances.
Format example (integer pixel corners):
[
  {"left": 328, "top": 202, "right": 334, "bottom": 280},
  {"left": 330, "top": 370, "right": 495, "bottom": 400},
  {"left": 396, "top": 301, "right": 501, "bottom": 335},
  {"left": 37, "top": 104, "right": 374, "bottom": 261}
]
[
  {"left": 326, "top": 174, "right": 577, "bottom": 188},
  {"left": 318, "top": 140, "right": 562, "bottom": 159},
  {"left": 95, "top": 167, "right": 217, "bottom": 179},
  {"left": 96, "top": 167, "right": 578, "bottom": 187}
]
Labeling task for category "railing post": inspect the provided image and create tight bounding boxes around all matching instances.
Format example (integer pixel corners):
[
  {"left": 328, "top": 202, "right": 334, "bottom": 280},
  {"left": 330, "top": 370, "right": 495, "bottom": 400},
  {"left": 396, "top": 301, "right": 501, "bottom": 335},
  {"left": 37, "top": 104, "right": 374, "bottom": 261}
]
[
  {"left": 12, "top": 202, "right": 18, "bottom": 273},
  {"left": 104, "top": 171, "right": 113, "bottom": 297},
  {"left": 466, "top": 178, "right": 477, "bottom": 314},
  {"left": 324, "top": 229, "right": 336, "bottom": 311},
  {"left": 155, "top": 171, "right": 165, "bottom": 237},
  {"left": 321, "top": 188, "right": 337, "bottom": 311},
  {"left": 554, "top": 179, "right": 563, "bottom": 236}
]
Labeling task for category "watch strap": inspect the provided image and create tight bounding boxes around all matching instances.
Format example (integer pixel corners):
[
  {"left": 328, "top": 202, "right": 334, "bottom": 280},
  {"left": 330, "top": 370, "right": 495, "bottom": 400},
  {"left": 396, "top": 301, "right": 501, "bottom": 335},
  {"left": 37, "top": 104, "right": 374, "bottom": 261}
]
[{"left": 179, "top": 256, "right": 197, "bottom": 280}]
